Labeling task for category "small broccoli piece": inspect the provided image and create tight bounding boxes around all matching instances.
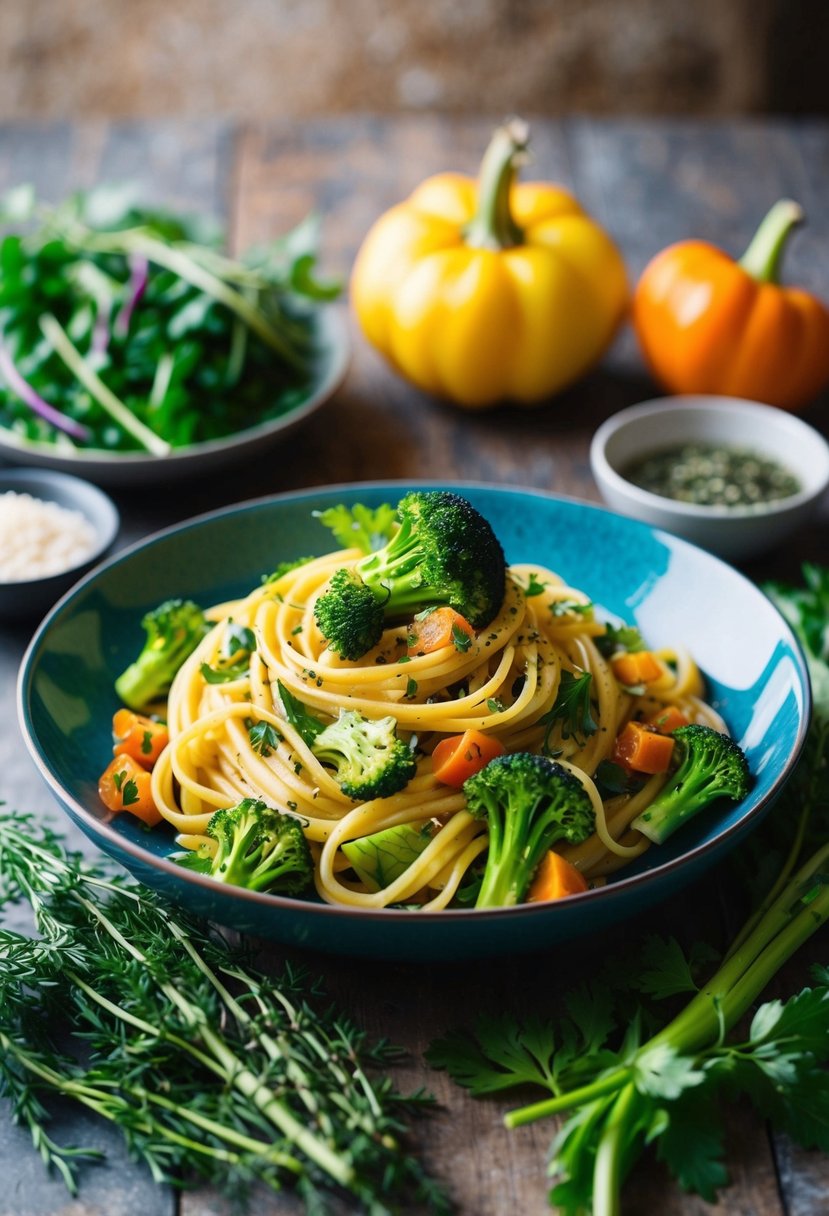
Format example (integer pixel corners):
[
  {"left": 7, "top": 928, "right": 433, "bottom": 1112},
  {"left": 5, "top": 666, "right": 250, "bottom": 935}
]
[
  {"left": 313, "top": 567, "right": 384, "bottom": 660},
  {"left": 314, "top": 492, "right": 506, "bottom": 660},
  {"left": 631, "top": 724, "right": 750, "bottom": 845},
  {"left": 115, "top": 598, "right": 210, "bottom": 710},
  {"left": 176, "top": 797, "right": 313, "bottom": 894},
  {"left": 463, "top": 752, "right": 595, "bottom": 908},
  {"left": 312, "top": 710, "right": 417, "bottom": 800}
]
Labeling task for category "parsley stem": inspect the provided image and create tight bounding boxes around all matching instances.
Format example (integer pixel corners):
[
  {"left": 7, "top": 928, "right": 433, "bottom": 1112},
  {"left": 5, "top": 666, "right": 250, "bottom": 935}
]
[
  {"left": 592, "top": 1082, "right": 638, "bottom": 1216},
  {"left": 726, "top": 716, "right": 829, "bottom": 959},
  {"left": 504, "top": 1067, "right": 631, "bottom": 1128},
  {"left": 649, "top": 841, "right": 829, "bottom": 1058}
]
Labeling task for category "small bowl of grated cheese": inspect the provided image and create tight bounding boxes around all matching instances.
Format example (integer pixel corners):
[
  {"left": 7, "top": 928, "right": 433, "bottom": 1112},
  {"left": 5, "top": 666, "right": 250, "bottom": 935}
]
[{"left": 0, "top": 468, "right": 119, "bottom": 621}]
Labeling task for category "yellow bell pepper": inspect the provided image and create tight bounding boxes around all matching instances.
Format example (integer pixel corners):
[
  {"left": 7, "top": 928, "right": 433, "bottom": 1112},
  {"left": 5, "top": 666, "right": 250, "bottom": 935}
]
[{"left": 351, "top": 120, "right": 628, "bottom": 408}]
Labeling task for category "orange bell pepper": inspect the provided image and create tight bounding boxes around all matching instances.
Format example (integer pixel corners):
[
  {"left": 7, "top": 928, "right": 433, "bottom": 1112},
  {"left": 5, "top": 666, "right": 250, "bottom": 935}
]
[
  {"left": 611, "top": 721, "right": 675, "bottom": 775},
  {"left": 633, "top": 200, "right": 829, "bottom": 410},
  {"left": 98, "top": 755, "right": 163, "bottom": 826},
  {"left": 407, "top": 607, "right": 475, "bottom": 655},
  {"left": 611, "top": 651, "right": 663, "bottom": 687},
  {"left": 527, "top": 850, "right": 588, "bottom": 902},
  {"left": 431, "top": 730, "right": 506, "bottom": 787},
  {"left": 112, "top": 708, "right": 169, "bottom": 769}
]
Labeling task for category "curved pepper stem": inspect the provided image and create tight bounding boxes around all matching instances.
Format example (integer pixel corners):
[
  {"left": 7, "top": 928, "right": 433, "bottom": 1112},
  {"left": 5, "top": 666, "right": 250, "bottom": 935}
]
[
  {"left": 464, "top": 119, "right": 529, "bottom": 251},
  {"left": 738, "top": 199, "right": 804, "bottom": 284}
]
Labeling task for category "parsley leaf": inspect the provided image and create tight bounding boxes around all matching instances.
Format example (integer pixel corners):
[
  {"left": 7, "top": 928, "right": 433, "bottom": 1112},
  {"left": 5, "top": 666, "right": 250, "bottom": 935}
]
[
  {"left": 313, "top": 503, "right": 397, "bottom": 554},
  {"left": 551, "top": 598, "right": 594, "bottom": 619},
  {"left": 120, "top": 778, "right": 140, "bottom": 808},
  {"left": 276, "top": 680, "right": 324, "bottom": 746},
  {"left": 596, "top": 621, "right": 645, "bottom": 657},
  {"left": 538, "top": 670, "right": 597, "bottom": 753},
  {"left": 426, "top": 1014, "right": 559, "bottom": 1096},
  {"left": 200, "top": 659, "right": 250, "bottom": 684},
  {"left": 452, "top": 624, "right": 473, "bottom": 652},
  {"left": 248, "top": 720, "right": 281, "bottom": 757},
  {"left": 523, "top": 573, "right": 547, "bottom": 597}
]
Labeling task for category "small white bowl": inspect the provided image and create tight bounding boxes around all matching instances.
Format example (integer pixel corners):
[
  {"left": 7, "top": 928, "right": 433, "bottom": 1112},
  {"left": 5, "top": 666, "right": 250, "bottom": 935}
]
[
  {"left": 590, "top": 396, "right": 829, "bottom": 561},
  {"left": 0, "top": 467, "right": 119, "bottom": 622}
]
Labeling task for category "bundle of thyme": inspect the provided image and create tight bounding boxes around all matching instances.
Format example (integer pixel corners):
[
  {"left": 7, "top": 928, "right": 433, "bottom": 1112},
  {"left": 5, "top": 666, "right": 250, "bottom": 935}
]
[{"left": 0, "top": 814, "right": 447, "bottom": 1214}]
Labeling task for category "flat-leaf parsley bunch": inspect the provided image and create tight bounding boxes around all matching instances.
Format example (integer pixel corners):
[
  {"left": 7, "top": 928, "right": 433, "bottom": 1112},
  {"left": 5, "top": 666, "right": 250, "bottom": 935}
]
[{"left": 429, "top": 564, "right": 829, "bottom": 1215}]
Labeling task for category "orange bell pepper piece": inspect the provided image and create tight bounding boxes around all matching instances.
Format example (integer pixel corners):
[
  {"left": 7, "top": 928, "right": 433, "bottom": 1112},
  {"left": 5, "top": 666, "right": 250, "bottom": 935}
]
[
  {"left": 98, "top": 755, "right": 162, "bottom": 826},
  {"left": 431, "top": 730, "right": 506, "bottom": 786},
  {"left": 611, "top": 721, "right": 675, "bottom": 775},
  {"left": 112, "top": 708, "right": 169, "bottom": 769},
  {"left": 527, "top": 850, "right": 588, "bottom": 902},
  {"left": 611, "top": 651, "right": 663, "bottom": 687},
  {"left": 407, "top": 607, "right": 475, "bottom": 655},
  {"left": 634, "top": 200, "right": 829, "bottom": 410}
]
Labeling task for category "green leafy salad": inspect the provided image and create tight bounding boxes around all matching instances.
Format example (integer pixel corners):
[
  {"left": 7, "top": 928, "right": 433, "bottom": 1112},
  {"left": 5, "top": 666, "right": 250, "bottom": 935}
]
[{"left": 0, "top": 185, "right": 340, "bottom": 454}]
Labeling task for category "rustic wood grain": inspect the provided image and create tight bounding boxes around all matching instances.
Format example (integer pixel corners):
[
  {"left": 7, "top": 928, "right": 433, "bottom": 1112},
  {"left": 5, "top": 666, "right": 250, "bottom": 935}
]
[{"left": 1, "top": 116, "right": 829, "bottom": 1216}]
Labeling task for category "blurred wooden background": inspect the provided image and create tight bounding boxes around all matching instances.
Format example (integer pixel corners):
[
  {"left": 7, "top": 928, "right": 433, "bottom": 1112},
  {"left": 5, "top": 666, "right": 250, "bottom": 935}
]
[{"left": 1, "top": 0, "right": 827, "bottom": 121}]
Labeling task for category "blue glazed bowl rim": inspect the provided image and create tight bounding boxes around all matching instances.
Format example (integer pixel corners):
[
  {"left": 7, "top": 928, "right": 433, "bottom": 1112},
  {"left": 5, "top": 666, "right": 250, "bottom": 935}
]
[{"left": 17, "top": 478, "right": 812, "bottom": 924}]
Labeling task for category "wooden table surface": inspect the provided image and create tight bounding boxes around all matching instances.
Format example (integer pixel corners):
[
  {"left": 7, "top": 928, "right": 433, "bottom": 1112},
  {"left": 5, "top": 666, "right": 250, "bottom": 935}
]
[{"left": 1, "top": 115, "right": 828, "bottom": 1216}]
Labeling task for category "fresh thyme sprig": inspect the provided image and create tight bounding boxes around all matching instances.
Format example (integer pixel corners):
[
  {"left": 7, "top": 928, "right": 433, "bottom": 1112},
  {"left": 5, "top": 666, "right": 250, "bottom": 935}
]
[{"left": 0, "top": 814, "right": 447, "bottom": 1213}]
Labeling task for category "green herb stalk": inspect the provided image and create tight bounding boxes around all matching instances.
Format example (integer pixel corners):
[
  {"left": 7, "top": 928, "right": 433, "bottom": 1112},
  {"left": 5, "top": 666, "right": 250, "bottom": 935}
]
[
  {"left": 0, "top": 815, "right": 446, "bottom": 1213},
  {"left": 429, "top": 564, "right": 829, "bottom": 1216}
]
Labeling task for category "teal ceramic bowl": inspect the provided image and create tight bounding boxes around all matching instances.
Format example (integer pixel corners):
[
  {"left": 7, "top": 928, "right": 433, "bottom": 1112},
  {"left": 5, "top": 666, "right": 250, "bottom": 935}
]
[{"left": 18, "top": 483, "right": 810, "bottom": 960}]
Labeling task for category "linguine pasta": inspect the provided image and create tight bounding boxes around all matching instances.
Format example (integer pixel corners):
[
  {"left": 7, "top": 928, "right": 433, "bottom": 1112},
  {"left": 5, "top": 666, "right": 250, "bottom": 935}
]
[{"left": 150, "top": 548, "right": 726, "bottom": 910}]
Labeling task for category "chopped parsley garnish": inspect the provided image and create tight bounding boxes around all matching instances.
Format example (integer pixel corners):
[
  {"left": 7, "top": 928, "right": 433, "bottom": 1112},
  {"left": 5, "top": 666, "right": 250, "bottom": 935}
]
[
  {"left": 452, "top": 625, "right": 473, "bottom": 652},
  {"left": 551, "top": 598, "right": 594, "bottom": 619},
  {"left": 141, "top": 730, "right": 153, "bottom": 755},
  {"left": 121, "top": 779, "right": 140, "bottom": 807},
  {"left": 524, "top": 573, "right": 547, "bottom": 597},
  {"left": 539, "top": 670, "right": 598, "bottom": 753},
  {"left": 405, "top": 677, "right": 418, "bottom": 699},
  {"left": 596, "top": 622, "right": 645, "bottom": 657},
  {"left": 248, "top": 721, "right": 281, "bottom": 757}
]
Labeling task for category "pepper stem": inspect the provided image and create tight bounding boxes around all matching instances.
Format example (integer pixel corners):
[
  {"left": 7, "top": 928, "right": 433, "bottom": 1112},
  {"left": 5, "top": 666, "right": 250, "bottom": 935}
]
[
  {"left": 738, "top": 199, "right": 804, "bottom": 283},
  {"left": 464, "top": 118, "right": 529, "bottom": 251}
]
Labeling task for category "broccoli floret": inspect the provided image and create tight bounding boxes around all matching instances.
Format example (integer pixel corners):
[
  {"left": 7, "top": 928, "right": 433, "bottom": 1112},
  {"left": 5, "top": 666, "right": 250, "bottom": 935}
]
[
  {"left": 314, "top": 492, "right": 506, "bottom": 660},
  {"left": 115, "top": 598, "right": 210, "bottom": 710},
  {"left": 277, "top": 682, "right": 416, "bottom": 801},
  {"left": 631, "top": 724, "right": 750, "bottom": 845},
  {"left": 313, "top": 567, "right": 384, "bottom": 660},
  {"left": 311, "top": 710, "right": 417, "bottom": 800},
  {"left": 176, "top": 797, "right": 313, "bottom": 894},
  {"left": 463, "top": 752, "right": 595, "bottom": 908},
  {"left": 359, "top": 491, "right": 506, "bottom": 626}
]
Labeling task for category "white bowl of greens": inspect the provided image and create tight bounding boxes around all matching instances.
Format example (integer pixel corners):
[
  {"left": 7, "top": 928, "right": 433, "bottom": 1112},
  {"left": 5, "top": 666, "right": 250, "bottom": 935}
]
[{"left": 0, "top": 186, "right": 349, "bottom": 486}]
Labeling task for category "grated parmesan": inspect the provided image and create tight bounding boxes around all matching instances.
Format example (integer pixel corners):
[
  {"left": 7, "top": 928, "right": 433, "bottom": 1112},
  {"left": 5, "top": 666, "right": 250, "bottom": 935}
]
[{"left": 0, "top": 490, "right": 98, "bottom": 582}]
